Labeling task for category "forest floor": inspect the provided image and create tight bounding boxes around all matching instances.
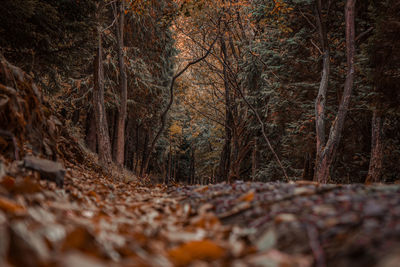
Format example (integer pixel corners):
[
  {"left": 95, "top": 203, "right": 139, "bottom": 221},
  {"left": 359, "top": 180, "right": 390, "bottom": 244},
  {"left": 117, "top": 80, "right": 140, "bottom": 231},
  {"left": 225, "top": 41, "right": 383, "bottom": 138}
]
[{"left": 0, "top": 160, "right": 399, "bottom": 267}]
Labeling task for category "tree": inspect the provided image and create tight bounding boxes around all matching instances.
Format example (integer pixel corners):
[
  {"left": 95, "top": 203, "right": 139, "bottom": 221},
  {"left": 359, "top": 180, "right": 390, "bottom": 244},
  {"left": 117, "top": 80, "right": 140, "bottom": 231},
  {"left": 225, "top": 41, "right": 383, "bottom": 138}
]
[
  {"left": 113, "top": 0, "right": 128, "bottom": 166},
  {"left": 314, "top": 0, "right": 356, "bottom": 183},
  {"left": 366, "top": 0, "right": 400, "bottom": 183},
  {"left": 93, "top": 2, "right": 112, "bottom": 165}
]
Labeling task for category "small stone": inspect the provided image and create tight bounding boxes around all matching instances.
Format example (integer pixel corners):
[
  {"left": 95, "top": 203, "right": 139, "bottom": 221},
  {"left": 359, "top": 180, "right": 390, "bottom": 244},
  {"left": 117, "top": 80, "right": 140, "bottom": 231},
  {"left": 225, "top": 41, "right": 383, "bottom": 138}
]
[
  {"left": 256, "top": 229, "right": 277, "bottom": 251},
  {"left": 23, "top": 156, "right": 65, "bottom": 188}
]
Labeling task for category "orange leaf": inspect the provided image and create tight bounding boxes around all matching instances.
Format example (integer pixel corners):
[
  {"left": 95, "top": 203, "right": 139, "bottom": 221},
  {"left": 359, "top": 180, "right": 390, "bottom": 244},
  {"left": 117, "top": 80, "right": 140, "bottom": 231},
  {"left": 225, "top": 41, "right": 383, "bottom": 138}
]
[
  {"left": 88, "top": 191, "right": 100, "bottom": 202},
  {"left": 0, "top": 196, "right": 26, "bottom": 214},
  {"left": 12, "top": 177, "right": 42, "bottom": 194},
  {"left": 168, "top": 240, "right": 225, "bottom": 266},
  {"left": 239, "top": 190, "right": 255, "bottom": 202},
  {"left": 0, "top": 175, "right": 16, "bottom": 191}
]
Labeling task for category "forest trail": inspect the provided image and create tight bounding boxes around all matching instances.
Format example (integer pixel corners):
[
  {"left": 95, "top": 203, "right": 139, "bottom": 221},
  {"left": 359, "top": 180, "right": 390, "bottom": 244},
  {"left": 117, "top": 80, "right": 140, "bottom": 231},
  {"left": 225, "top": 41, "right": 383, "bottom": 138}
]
[
  {"left": 1, "top": 3, "right": 400, "bottom": 266},
  {"left": 1, "top": 162, "right": 399, "bottom": 267}
]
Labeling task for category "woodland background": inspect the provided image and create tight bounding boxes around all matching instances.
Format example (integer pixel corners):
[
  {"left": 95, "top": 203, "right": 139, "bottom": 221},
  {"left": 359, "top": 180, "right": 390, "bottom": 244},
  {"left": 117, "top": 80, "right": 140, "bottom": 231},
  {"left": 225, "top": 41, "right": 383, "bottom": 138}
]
[{"left": 0, "top": 0, "right": 399, "bottom": 185}]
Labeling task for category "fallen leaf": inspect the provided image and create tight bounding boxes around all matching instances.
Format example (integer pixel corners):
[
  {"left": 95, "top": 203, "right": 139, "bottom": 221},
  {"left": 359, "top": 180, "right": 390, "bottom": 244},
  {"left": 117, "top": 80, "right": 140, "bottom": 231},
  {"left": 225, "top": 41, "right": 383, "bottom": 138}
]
[
  {"left": 168, "top": 239, "right": 225, "bottom": 266},
  {"left": 274, "top": 213, "right": 297, "bottom": 223},
  {"left": 88, "top": 191, "right": 100, "bottom": 202},
  {"left": 294, "top": 187, "right": 315, "bottom": 196},
  {"left": 194, "top": 186, "right": 209, "bottom": 193},
  {"left": 239, "top": 190, "right": 255, "bottom": 202},
  {"left": 0, "top": 196, "right": 26, "bottom": 214},
  {"left": 12, "top": 177, "right": 42, "bottom": 194},
  {"left": 0, "top": 175, "right": 15, "bottom": 191}
]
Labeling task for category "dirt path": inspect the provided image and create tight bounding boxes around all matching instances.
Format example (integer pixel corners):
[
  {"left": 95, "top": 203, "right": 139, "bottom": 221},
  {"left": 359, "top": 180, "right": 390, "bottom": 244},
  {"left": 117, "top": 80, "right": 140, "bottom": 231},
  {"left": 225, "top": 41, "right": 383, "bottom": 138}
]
[{"left": 1, "top": 163, "right": 399, "bottom": 267}]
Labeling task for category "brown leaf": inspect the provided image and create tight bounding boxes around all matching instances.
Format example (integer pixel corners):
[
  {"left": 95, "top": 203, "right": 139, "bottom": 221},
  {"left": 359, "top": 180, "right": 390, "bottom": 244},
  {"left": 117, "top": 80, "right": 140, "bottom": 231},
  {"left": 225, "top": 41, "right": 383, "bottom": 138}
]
[
  {"left": 239, "top": 190, "right": 255, "bottom": 202},
  {"left": 88, "top": 191, "right": 100, "bottom": 202},
  {"left": 0, "top": 196, "right": 26, "bottom": 214},
  {"left": 62, "top": 227, "right": 98, "bottom": 254},
  {"left": 12, "top": 177, "right": 42, "bottom": 195},
  {"left": 0, "top": 175, "right": 15, "bottom": 191},
  {"left": 168, "top": 239, "right": 225, "bottom": 266}
]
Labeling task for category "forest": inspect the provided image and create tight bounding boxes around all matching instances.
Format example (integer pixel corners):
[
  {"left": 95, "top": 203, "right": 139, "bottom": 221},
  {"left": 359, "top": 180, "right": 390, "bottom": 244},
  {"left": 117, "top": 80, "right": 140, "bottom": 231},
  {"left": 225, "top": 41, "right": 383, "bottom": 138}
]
[{"left": 0, "top": 0, "right": 399, "bottom": 266}]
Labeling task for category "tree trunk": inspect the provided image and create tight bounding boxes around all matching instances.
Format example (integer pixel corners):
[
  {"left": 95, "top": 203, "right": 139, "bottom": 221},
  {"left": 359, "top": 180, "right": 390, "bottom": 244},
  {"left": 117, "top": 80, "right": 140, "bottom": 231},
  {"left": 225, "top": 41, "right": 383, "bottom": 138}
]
[
  {"left": 140, "top": 129, "right": 149, "bottom": 177},
  {"left": 190, "top": 148, "right": 195, "bottom": 184},
  {"left": 314, "top": 0, "right": 330, "bottom": 180},
  {"left": 218, "top": 35, "right": 233, "bottom": 183},
  {"left": 315, "top": 0, "right": 357, "bottom": 183},
  {"left": 93, "top": 12, "right": 112, "bottom": 165},
  {"left": 134, "top": 123, "right": 140, "bottom": 174},
  {"left": 114, "top": 0, "right": 128, "bottom": 167},
  {"left": 252, "top": 137, "right": 257, "bottom": 180},
  {"left": 85, "top": 108, "right": 97, "bottom": 153},
  {"left": 302, "top": 153, "right": 314, "bottom": 180},
  {"left": 110, "top": 108, "right": 118, "bottom": 160},
  {"left": 366, "top": 110, "right": 384, "bottom": 184}
]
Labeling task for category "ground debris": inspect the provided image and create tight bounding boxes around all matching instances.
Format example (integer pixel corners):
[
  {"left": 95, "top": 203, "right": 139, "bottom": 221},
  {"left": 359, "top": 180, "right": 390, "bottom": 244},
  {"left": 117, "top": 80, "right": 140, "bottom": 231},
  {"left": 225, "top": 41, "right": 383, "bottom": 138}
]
[
  {"left": 0, "top": 171, "right": 399, "bottom": 267},
  {"left": 23, "top": 156, "right": 65, "bottom": 188}
]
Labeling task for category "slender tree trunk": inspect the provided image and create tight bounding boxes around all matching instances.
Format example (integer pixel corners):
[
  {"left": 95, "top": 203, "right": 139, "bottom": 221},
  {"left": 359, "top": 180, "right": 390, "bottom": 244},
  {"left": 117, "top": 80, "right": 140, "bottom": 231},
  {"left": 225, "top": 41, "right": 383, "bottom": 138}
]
[
  {"left": 218, "top": 35, "right": 233, "bottom": 183},
  {"left": 173, "top": 156, "right": 177, "bottom": 181},
  {"left": 366, "top": 110, "right": 384, "bottom": 184},
  {"left": 252, "top": 137, "right": 257, "bottom": 180},
  {"left": 302, "top": 153, "right": 314, "bottom": 180},
  {"left": 315, "top": 0, "right": 357, "bottom": 183},
  {"left": 114, "top": 0, "right": 128, "bottom": 166},
  {"left": 167, "top": 147, "right": 172, "bottom": 185},
  {"left": 124, "top": 121, "right": 133, "bottom": 168},
  {"left": 93, "top": 11, "right": 112, "bottom": 165},
  {"left": 111, "top": 108, "right": 118, "bottom": 160},
  {"left": 314, "top": 0, "right": 330, "bottom": 180},
  {"left": 85, "top": 108, "right": 97, "bottom": 153},
  {"left": 134, "top": 124, "right": 140, "bottom": 174},
  {"left": 140, "top": 129, "right": 149, "bottom": 177},
  {"left": 190, "top": 148, "right": 195, "bottom": 184}
]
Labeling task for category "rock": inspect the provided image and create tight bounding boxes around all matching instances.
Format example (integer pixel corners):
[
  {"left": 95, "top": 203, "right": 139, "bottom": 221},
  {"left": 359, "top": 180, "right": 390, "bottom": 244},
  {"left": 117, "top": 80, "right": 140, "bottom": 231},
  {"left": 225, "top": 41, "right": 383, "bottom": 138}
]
[
  {"left": 0, "top": 161, "right": 5, "bottom": 180},
  {"left": 23, "top": 156, "right": 65, "bottom": 188},
  {"left": 256, "top": 229, "right": 277, "bottom": 252},
  {"left": 0, "top": 211, "right": 9, "bottom": 263}
]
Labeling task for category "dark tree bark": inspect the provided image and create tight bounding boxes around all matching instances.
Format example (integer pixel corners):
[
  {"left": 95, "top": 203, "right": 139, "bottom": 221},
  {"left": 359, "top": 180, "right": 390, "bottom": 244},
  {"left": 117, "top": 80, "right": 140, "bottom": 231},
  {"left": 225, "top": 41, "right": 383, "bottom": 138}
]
[
  {"left": 366, "top": 110, "right": 384, "bottom": 183},
  {"left": 251, "top": 137, "right": 257, "bottom": 180},
  {"left": 134, "top": 123, "right": 140, "bottom": 174},
  {"left": 218, "top": 35, "right": 233, "bottom": 183},
  {"left": 85, "top": 108, "right": 97, "bottom": 153},
  {"left": 190, "top": 148, "right": 195, "bottom": 184},
  {"left": 113, "top": 0, "right": 128, "bottom": 167},
  {"left": 314, "top": 0, "right": 330, "bottom": 180},
  {"left": 110, "top": 108, "right": 118, "bottom": 160},
  {"left": 302, "top": 153, "right": 314, "bottom": 180},
  {"left": 93, "top": 6, "right": 112, "bottom": 165},
  {"left": 315, "top": 0, "right": 357, "bottom": 183},
  {"left": 140, "top": 129, "right": 150, "bottom": 177}
]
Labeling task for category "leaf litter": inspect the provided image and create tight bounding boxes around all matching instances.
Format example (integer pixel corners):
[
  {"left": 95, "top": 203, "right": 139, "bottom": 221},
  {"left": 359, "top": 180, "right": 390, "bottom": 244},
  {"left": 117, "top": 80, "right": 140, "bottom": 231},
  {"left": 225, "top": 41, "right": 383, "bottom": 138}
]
[{"left": 0, "top": 163, "right": 399, "bottom": 267}]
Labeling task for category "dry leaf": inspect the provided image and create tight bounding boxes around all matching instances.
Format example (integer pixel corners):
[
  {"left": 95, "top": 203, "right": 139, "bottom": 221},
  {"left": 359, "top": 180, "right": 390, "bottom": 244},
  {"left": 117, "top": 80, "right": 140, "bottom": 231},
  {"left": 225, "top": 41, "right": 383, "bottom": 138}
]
[
  {"left": 0, "top": 175, "right": 15, "bottom": 191},
  {"left": 168, "top": 240, "right": 225, "bottom": 266},
  {"left": 239, "top": 190, "right": 255, "bottom": 202},
  {"left": 0, "top": 196, "right": 26, "bottom": 214}
]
